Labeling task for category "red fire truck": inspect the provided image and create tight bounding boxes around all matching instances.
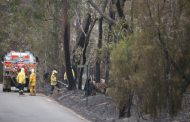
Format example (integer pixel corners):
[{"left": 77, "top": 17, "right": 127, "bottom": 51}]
[{"left": 2, "top": 51, "right": 38, "bottom": 92}]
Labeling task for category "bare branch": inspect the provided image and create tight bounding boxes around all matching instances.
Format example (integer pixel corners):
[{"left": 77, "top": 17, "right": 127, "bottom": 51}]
[
  {"left": 87, "top": 0, "right": 116, "bottom": 25},
  {"left": 75, "top": 10, "right": 87, "bottom": 37}
]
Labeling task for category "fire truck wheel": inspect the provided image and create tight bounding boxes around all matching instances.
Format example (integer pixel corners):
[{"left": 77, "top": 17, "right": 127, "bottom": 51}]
[
  {"left": 3, "top": 88, "right": 6, "bottom": 92},
  {"left": 7, "top": 88, "right": 11, "bottom": 92},
  {"left": 27, "top": 88, "right": 30, "bottom": 93}
]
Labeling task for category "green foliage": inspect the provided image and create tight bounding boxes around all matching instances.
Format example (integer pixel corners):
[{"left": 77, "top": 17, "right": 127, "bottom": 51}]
[
  {"left": 96, "top": 43, "right": 114, "bottom": 61},
  {"left": 108, "top": 32, "right": 140, "bottom": 109},
  {"left": 106, "top": 0, "right": 190, "bottom": 118},
  {"left": 108, "top": 24, "right": 190, "bottom": 117}
]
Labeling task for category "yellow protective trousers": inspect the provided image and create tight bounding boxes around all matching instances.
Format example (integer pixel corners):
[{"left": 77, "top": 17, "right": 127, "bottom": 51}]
[{"left": 30, "top": 85, "right": 36, "bottom": 96}]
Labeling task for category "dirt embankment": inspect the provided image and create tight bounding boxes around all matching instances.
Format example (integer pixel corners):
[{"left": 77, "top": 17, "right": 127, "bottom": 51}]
[{"left": 40, "top": 84, "right": 190, "bottom": 122}]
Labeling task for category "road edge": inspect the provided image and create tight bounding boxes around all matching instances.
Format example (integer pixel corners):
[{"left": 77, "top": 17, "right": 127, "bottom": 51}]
[{"left": 38, "top": 93, "right": 91, "bottom": 122}]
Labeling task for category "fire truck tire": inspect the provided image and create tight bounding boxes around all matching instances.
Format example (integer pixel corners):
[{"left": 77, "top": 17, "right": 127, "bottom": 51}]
[
  {"left": 7, "top": 88, "right": 11, "bottom": 92},
  {"left": 3, "top": 88, "right": 6, "bottom": 92},
  {"left": 27, "top": 88, "right": 30, "bottom": 93}
]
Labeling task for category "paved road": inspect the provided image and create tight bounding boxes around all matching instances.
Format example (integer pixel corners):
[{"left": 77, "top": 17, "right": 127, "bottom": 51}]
[{"left": 0, "top": 84, "right": 88, "bottom": 122}]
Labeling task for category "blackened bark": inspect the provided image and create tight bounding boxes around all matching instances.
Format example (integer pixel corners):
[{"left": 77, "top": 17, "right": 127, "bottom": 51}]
[
  {"left": 63, "top": 0, "right": 75, "bottom": 90},
  {"left": 119, "top": 105, "right": 126, "bottom": 118},
  {"left": 78, "top": 49, "right": 87, "bottom": 90},
  {"left": 95, "top": 0, "right": 108, "bottom": 83},
  {"left": 95, "top": 17, "right": 103, "bottom": 83},
  {"left": 116, "top": 0, "right": 125, "bottom": 18},
  {"left": 64, "top": 24, "right": 76, "bottom": 90},
  {"left": 76, "top": 13, "right": 91, "bottom": 90},
  {"left": 126, "top": 91, "right": 134, "bottom": 117},
  {"left": 119, "top": 91, "right": 134, "bottom": 118},
  {"left": 77, "top": 13, "right": 91, "bottom": 48},
  {"left": 72, "top": 13, "right": 91, "bottom": 89},
  {"left": 95, "top": 61, "right": 101, "bottom": 83},
  {"left": 98, "top": 17, "right": 103, "bottom": 49},
  {"left": 105, "top": 0, "right": 115, "bottom": 82},
  {"left": 77, "top": 17, "right": 97, "bottom": 90}
]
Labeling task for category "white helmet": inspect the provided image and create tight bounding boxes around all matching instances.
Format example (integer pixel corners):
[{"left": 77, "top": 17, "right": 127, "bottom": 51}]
[
  {"left": 21, "top": 68, "right": 25, "bottom": 72},
  {"left": 31, "top": 69, "right": 35, "bottom": 73},
  {"left": 52, "top": 70, "right": 58, "bottom": 74}
]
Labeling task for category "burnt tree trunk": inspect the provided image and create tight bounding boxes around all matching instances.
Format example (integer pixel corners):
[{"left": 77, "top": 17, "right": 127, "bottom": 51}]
[
  {"left": 116, "top": 0, "right": 125, "bottom": 18},
  {"left": 78, "top": 18, "right": 97, "bottom": 90},
  {"left": 78, "top": 47, "right": 87, "bottom": 90},
  {"left": 105, "top": 0, "right": 116, "bottom": 83},
  {"left": 76, "top": 13, "right": 91, "bottom": 90},
  {"left": 119, "top": 91, "right": 134, "bottom": 118},
  {"left": 63, "top": 0, "right": 75, "bottom": 90},
  {"left": 119, "top": 105, "right": 126, "bottom": 118},
  {"left": 95, "top": 17, "right": 103, "bottom": 83},
  {"left": 76, "top": 13, "right": 91, "bottom": 48},
  {"left": 95, "top": 0, "right": 108, "bottom": 83}
]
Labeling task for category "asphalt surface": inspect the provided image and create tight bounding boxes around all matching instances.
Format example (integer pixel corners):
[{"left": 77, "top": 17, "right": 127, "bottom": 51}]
[{"left": 0, "top": 84, "right": 89, "bottom": 122}]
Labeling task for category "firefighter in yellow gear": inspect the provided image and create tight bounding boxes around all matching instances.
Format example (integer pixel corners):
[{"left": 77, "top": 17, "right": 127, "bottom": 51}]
[
  {"left": 50, "top": 70, "right": 58, "bottom": 94},
  {"left": 17, "top": 68, "right": 26, "bottom": 95},
  {"left": 64, "top": 69, "right": 75, "bottom": 84},
  {"left": 29, "top": 69, "right": 36, "bottom": 96}
]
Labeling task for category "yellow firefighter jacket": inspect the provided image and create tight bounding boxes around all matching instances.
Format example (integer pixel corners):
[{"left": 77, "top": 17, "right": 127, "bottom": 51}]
[
  {"left": 30, "top": 73, "right": 36, "bottom": 86},
  {"left": 51, "top": 74, "right": 57, "bottom": 86},
  {"left": 17, "top": 71, "right": 26, "bottom": 84}
]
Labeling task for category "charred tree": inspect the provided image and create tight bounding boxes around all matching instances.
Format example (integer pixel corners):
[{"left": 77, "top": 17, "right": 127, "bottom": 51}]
[
  {"left": 74, "top": 13, "right": 91, "bottom": 90},
  {"left": 95, "top": 17, "right": 103, "bottom": 83},
  {"left": 105, "top": 0, "right": 116, "bottom": 83},
  {"left": 116, "top": 0, "right": 125, "bottom": 19},
  {"left": 95, "top": 0, "right": 108, "bottom": 83},
  {"left": 78, "top": 18, "right": 97, "bottom": 90},
  {"left": 76, "top": 13, "right": 91, "bottom": 48},
  {"left": 63, "top": 0, "right": 75, "bottom": 90}
]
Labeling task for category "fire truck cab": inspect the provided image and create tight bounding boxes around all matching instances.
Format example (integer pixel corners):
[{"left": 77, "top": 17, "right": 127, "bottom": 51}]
[{"left": 2, "top": 51, "right": 38, "bottom": 92}]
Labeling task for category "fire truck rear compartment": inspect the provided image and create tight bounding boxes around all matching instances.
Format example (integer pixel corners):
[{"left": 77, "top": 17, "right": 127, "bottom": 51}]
[{"left": 3, "top": 71, "right": 30, "bottom": 92}]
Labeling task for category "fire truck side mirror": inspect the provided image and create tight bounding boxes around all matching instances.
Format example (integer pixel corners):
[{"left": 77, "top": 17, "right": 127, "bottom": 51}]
[{"left": 36, "top": 56, "right": 39, "bottom": 62}]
